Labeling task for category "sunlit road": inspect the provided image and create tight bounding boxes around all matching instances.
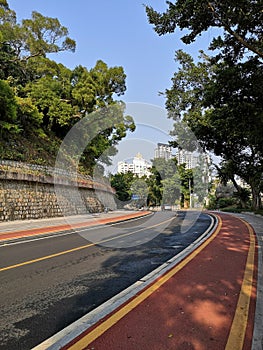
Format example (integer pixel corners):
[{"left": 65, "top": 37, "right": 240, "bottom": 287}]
[{"left": 0, "top": 211, "right": 211, "bottom": 349}]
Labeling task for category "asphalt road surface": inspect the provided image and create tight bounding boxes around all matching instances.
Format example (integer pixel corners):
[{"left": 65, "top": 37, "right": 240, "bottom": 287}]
[{"left": 0, "top": 211, "right": 212, "bottom": 349}]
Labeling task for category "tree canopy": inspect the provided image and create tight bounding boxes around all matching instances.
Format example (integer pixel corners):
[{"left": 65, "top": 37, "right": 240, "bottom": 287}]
[
  {"left": 146, "top": 1, "right": 263, "bottom": 209},
  {"left": 0, "top": 1, "right": 135, "bottom": 174},
  {"left": 146, "top": 0, "right": 263, "bottom": 59},
  {"left": 163, "top": 50, "right": 263, "bottom": 209}
]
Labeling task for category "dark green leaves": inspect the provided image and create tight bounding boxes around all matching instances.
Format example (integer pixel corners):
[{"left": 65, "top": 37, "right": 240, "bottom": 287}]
[{"left": 146, "top": 0, "right": 263, "bottom": 59}]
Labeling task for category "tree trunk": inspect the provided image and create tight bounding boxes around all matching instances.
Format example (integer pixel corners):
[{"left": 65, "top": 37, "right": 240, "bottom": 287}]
[
  {"left": 230, "top": 177, "right": 247, "bottom": 209},
  {"left": 251, "top": 186, "right": 262, "bottom": 211}
]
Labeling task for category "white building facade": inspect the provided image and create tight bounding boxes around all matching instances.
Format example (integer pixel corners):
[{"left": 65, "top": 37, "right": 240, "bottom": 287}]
[
  {"left": 117, "top": 153, "right": 151, "bottom": 177},
  {"left": 154, "top": 143, "right": 172, "bottom": 160},
  {"left": 175, "top": 149, "right": 199, "bottom": 169}
]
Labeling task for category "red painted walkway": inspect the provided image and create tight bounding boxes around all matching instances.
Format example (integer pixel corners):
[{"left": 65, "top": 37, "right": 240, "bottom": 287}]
[
  {"left": 63, "top": 213, "right": 258, "bottom": 350},
  {"left": 0, "top": 211, "right": 150, "bottom": 242}
]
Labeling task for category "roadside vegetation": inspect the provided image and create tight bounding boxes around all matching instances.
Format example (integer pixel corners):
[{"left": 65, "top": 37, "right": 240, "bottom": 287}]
[
  {"left": 110, "top": 157, "right": 209, "bottom": 209},
  {"left": 0, "top": 0, "right": 262, "bottom": 214},
  {"left": 0, "top": 0, "right": 135, "bottom": 174},
  {"left": 146, "top": 0, "right": 263, "bottom": 211}
]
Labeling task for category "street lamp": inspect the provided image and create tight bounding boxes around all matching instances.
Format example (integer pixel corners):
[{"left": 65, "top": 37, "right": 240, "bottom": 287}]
[{"left": 189, "top": 177, "right": 192, "bottom": 209}]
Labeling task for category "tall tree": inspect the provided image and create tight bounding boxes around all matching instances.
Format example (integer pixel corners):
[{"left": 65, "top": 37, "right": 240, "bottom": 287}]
[
  {"left": 149, "top": 158, "right": 181, "bottom": 206},
  {"left": 0, "top": 1, "right": 135, "bottom": 172},
  {"left": 71, "top": 60, "right": 135, "bottom": 172},
  {"left": 146, "top": 0, "right": 263, "bottom": 59},
  {"left": 146, "top": 1, "right": 263, "bottom": 210},
  {"left": 164, "top": 51, "right": 263, "bottom": 209},
  {"left": 0, "top": 1, "right": 76, "bottom": 83}
]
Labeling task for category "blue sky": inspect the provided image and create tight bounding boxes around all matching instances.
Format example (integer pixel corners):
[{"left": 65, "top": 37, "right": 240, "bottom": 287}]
[
  {"left": 8, "top": 0, "right": 214, "bottom": 107},
  {"left": 8, "top": 1, "right": 215, "bottom": 166}
]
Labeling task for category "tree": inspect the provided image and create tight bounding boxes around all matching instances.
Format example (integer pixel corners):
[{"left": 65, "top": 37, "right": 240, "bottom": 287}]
[
  {"left": 0, "top": 2, "right": 135, "bottom": 172},
  {"left": 26, "top": 68, "right": 76, "bottom": 135},
  {"left": 192, "top": 156, "right": 211, "bottom": 205},
  {"left": 70, "top": 61, "right": 135, "bottom": 172},
  {"left": 146, "top": 165, "right": 163, "bottom": 206},
  {"left": 163, "top": 50, "right": 263, "bottom": 209},
  {"left": 0, "top": 5, "right": 76, "bottom": 60},
  {"left": 0, "top": 79, "right": 19, "bottom": 135},
  {"left": 130, "top": 177, "right": 149, "bottom": 208},
  {"left": 146, "top": 2, "right": 263, "bottom": 209},
  {"left": 0, "top": 1, "right": 76, "bottom": 84},
  {"left": 148, "top": 158, "right": 181, "bottom": 207},
  {"left": 177, "top": 164, "right": 193, "bottom": 208},
  {"left": 16, "top": 96, "right": 42, "bottom": 130},
  {"left": 71, "top": 60, "right": 127, "bottom": 114},
  {"left": 203, "top": 58, "right": 263, "bottom": 209},
  {"left": 146, "top": 1, "right": 263, "bottom": 59},
  {"left": 110, "top": 171, "right": 134, "bottom": 203},
  {"left": 22, "top": 11, "right": 75, "bottom": 58}
]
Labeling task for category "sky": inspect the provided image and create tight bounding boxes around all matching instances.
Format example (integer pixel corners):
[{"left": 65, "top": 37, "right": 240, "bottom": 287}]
[{"left": 8, "top": 0, "right": 216, "bottom": 167}]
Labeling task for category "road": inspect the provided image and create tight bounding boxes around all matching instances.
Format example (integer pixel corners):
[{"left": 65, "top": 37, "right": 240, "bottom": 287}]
[{"left": 0, "top": 211, "right": 211, "bottom": 349}]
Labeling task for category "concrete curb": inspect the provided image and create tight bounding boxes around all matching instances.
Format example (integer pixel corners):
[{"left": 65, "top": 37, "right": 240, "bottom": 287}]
[
  {"left": 221, "top": 211, "right": 263, "bottom": 350},
  {"left": 252, "top": 235, "right": 263, "bottom": 350},
  {"left": 238, "top": 213, "right": 263, "bottom": 350},
  {"left": 33, "top": 214, "right": 217, "bottom": 350},
  {"left": 0, "top": 211, "right": 153, "bottom": 243}
]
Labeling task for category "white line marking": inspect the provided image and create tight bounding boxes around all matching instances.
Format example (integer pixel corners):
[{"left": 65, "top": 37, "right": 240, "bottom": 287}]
[{"left": 0, "top": 213, "right": 155, "bottom": 248}]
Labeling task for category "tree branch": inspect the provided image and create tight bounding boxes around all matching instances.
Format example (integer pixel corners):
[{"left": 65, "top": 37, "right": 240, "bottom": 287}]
[{"left": 207, "top": 1, "right": 263, "bottom": 59}]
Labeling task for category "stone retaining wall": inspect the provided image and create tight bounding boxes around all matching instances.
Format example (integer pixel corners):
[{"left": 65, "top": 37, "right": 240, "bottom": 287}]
[{"left": 0, "top": 161, "right": 116, "bottom": 222}]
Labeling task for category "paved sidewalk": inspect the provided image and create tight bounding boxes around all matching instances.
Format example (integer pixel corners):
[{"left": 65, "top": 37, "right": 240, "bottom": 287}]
[
  {"left": 231, "top": 212, "right": 263, "bottom": 350},
  {"left": 34, "top": 212, "right": 258, "bottom": 350},
  {"left": 0, "top": 210, "right": 151, "bottom": 242}
]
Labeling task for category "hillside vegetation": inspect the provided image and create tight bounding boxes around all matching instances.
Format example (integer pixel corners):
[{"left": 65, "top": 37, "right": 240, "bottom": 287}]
[{"left": 0, "top": 0, "right": 135, "bottom": 173}]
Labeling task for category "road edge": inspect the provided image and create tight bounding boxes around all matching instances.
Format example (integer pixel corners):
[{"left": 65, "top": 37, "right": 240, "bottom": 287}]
[{"left": 0, "top": 211, "right": 153, "bottom": 244}]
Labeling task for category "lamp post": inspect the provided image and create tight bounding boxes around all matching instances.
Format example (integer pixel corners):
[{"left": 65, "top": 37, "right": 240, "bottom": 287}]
[{"left": 189, "top": 177, "right": 192, "bottom": 209}]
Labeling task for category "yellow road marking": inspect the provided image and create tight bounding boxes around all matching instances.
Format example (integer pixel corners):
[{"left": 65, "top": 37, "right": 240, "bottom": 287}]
[
  {"left": 225, "top": 219, "right": 256, "bottom": 350},
  {"left": 0, "top": 216, "right": 174, "bottom": 273},
  {"left": 67, "top": 216, "right": 222, "bottom": 349}
]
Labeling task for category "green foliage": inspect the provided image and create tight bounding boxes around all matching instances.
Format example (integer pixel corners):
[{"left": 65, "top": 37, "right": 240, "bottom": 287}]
[
  {"left": 0, "top": 79, "right": 21, "bottom": 136},
  {"left": 233, "top": 187, "right": 251, "bottom": 208},
  {"left": 146, "top": 1, "right": 263, "bottom": 59},
  {"left": 0, "top": 1, "right": 135, "bottom": 174},
  {"left": 147, "top": 1, "right": 263, "bottom": 210},
  {"left": 110, "top": 172, "right": 134, "bottom": 202},
  {"left": 162, "top": 50, "right": 263, "bottom": 210},
  {"left": 131, "top": 177, "right": 149, "bottom": 208},
  {"left": 177, "top": 164, "right": 193, "bottom": 208},
  {"left": 146, "top": 165, "right": 163, "bottom": 206},
  {"left": 22, "top": 11, "right": 76, "bottom": 57},
  {"left": 15, "top": 96, "right": 42, "bottom": 129},
  {"left": 72, "top": 61, "right": 127, "bottom": 113},
  {"left": 148, "top": 158, "right": 196, "bottom": 208},
  {"left": 0, "top": 79, "right": 16, "bottom": 121}
]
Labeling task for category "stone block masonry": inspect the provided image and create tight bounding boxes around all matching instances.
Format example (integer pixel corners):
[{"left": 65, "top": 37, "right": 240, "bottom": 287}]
[{"left": 0, "top": 160, "right": 116, "bottom": 222}]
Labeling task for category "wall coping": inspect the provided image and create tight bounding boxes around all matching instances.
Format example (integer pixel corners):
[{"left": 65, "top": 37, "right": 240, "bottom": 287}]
[{"left": 0, "top": 160, "right": 114, "bottom": 194}]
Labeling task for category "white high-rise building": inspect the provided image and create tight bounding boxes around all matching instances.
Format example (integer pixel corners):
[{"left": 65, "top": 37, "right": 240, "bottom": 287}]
[
  {"left": 117, "top": 153, "right": 151, "bottom": 177},
  {"left": 175, "top": 149, "right": 199, "bottom": 169},
  {"left": 154, "top": 143, "right": 172, "bottom": 160}
]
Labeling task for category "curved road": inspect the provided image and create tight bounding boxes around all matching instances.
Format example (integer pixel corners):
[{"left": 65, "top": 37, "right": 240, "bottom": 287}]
[
  {"left": 0, "top": 211, "right": 211, "bottom": 349},
  {"left": 57, "top": 212, "right": 258, "bottom": 350}
]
